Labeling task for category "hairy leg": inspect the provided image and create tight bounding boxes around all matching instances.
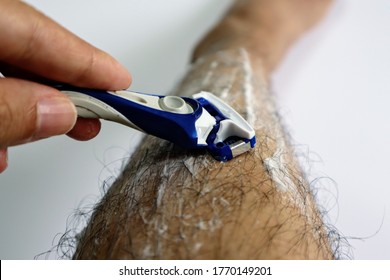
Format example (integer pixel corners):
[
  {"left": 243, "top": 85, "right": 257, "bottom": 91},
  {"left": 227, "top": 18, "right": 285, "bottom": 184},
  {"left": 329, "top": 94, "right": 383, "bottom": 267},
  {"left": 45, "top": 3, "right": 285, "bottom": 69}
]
[{"left": 74, "top": 0, "right": 335, "bottom": 259}]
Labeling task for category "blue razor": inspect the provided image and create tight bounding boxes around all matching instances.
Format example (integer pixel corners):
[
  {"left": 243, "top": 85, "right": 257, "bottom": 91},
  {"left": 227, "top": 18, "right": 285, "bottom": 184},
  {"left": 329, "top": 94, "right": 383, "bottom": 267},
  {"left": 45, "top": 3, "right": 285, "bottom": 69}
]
[{"left": 56, "top": 85, "right": 256, "bottom": 161}]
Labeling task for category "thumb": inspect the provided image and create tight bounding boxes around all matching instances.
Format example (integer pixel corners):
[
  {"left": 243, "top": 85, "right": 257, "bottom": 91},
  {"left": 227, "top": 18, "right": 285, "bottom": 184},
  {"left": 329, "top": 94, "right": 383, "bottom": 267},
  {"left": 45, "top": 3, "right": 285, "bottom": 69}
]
[{"left": 0, "top": 78, "right": 77, "bottom": 147}]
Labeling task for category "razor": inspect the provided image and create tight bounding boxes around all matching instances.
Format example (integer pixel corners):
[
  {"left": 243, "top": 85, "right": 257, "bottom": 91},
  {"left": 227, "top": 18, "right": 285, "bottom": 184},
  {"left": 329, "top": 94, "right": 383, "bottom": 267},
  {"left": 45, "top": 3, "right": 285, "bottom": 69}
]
[{"left": 56, "top": 85, "right": 256, "bottom": 161}]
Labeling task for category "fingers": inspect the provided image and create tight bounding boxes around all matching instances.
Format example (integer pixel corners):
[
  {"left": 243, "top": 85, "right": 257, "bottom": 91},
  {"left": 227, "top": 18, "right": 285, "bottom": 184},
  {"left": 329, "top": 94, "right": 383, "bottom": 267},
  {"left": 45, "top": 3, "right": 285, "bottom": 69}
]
[
  {"left": 67, "top": 118, "right": 101, "bottom": 141},
  {"left": 0, "top": 0, "right": 133, "bottom": 172},
  {"left": 0, "top": 148, "right": 7, "bottom": 173},
  {"left": 0, "top": 0, "right": 132, "bottom": 90},
  {"left": 0, "top": 78, "right": 77, "bottom": 148}
]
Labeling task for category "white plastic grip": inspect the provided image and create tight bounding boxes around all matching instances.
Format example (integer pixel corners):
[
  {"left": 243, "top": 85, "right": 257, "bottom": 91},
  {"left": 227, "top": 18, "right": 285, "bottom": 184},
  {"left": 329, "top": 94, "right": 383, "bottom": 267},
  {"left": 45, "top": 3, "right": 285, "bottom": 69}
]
[{"left": 61, "top": 90, "right": 142, "bottom": 130}]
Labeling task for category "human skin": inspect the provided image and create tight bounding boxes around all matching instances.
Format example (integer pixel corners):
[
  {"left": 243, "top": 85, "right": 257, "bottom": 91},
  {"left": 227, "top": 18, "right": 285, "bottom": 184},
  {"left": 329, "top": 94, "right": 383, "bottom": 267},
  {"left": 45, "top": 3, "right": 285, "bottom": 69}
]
[
  {"left": 73, "top": 0, "right": 335, "bottom": 259},
  {"left": 0, "top": 0, "right": 131, "bottom": 172}
]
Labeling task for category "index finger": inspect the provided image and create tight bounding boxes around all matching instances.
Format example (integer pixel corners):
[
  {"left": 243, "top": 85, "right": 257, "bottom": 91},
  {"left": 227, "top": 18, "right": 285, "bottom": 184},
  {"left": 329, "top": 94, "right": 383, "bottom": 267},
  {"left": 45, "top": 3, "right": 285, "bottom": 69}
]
[{"left": 0, "top": 0, "right": 131, "bottom": 90}]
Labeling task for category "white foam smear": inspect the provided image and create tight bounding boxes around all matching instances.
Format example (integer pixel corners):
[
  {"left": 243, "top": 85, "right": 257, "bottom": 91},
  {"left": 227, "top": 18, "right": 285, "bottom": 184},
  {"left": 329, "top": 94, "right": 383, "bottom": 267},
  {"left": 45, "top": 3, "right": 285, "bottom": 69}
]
[
  {"left": 201, "top": 61, "right": 219, "bottom": 87},
  {"left": 264, "top": 150, "right": 296, "bottom": 193},
  {"left": 263, "top": 138, "right": 319, "bottom": 229},
  {"left": 156, "top": 164, "right": 169, "bottom": 208},
  {"left": 239, "top": 48, "right": 255, "bottom": 126}
]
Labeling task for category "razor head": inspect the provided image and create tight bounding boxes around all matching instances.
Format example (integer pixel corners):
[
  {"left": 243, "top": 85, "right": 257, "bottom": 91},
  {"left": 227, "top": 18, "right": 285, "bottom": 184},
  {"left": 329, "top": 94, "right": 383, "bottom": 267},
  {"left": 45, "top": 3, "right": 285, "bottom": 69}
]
[{"left": 193, "top": 91, "right": 256, "bottom": 162}]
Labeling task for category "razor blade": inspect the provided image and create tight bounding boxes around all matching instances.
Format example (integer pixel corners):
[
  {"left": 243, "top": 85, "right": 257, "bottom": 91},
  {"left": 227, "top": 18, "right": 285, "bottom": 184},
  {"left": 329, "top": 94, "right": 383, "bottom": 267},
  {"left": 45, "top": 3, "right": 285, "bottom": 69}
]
[{"left": 56, "top": 85, "right": 256, "bottom": 161}]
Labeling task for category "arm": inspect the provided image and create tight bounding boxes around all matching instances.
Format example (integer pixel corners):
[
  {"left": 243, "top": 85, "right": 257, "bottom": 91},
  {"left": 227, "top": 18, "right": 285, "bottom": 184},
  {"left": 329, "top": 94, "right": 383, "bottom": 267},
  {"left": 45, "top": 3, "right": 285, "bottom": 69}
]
[{"left": 74, "top": 0, "right": 334, "bottom": 259}]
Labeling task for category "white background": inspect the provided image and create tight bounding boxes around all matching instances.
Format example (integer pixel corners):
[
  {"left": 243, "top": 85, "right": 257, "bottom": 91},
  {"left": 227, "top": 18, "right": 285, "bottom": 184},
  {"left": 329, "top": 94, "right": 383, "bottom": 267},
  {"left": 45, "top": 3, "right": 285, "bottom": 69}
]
[{"left": 0, "top": 0, "right": 389, "bottom": 259}]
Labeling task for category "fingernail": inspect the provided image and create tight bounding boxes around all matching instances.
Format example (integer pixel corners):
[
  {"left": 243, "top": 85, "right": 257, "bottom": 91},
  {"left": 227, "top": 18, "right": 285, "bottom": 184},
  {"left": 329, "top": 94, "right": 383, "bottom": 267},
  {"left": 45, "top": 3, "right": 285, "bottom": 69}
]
[{"left": 35, "top": 97, "right": 77, "bottom": 140}]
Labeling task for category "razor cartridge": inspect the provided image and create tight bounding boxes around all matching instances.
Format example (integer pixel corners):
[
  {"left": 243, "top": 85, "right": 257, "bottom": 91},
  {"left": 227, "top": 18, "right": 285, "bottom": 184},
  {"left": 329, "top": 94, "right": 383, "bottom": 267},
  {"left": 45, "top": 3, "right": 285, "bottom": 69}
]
[{"left": 56, "top": 85, "right": 256, "bottom": 161}]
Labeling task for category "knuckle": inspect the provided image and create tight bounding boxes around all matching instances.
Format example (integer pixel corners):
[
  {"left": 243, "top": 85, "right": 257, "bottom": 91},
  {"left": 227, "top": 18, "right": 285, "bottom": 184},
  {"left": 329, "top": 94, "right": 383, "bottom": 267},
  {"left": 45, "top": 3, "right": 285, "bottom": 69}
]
[
  {"left": 72, "top": 48, "right": 97, "bottom": 85},
  {"left": 0, "top": 89, "right": 37, "bottom": 147}
]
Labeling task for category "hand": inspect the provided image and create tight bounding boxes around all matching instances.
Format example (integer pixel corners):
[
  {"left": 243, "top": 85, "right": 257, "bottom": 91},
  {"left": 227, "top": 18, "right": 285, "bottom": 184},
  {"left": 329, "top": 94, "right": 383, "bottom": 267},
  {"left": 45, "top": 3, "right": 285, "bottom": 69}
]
[{"left": 0, "top": 0, "right": 132, "bottom": 173}]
